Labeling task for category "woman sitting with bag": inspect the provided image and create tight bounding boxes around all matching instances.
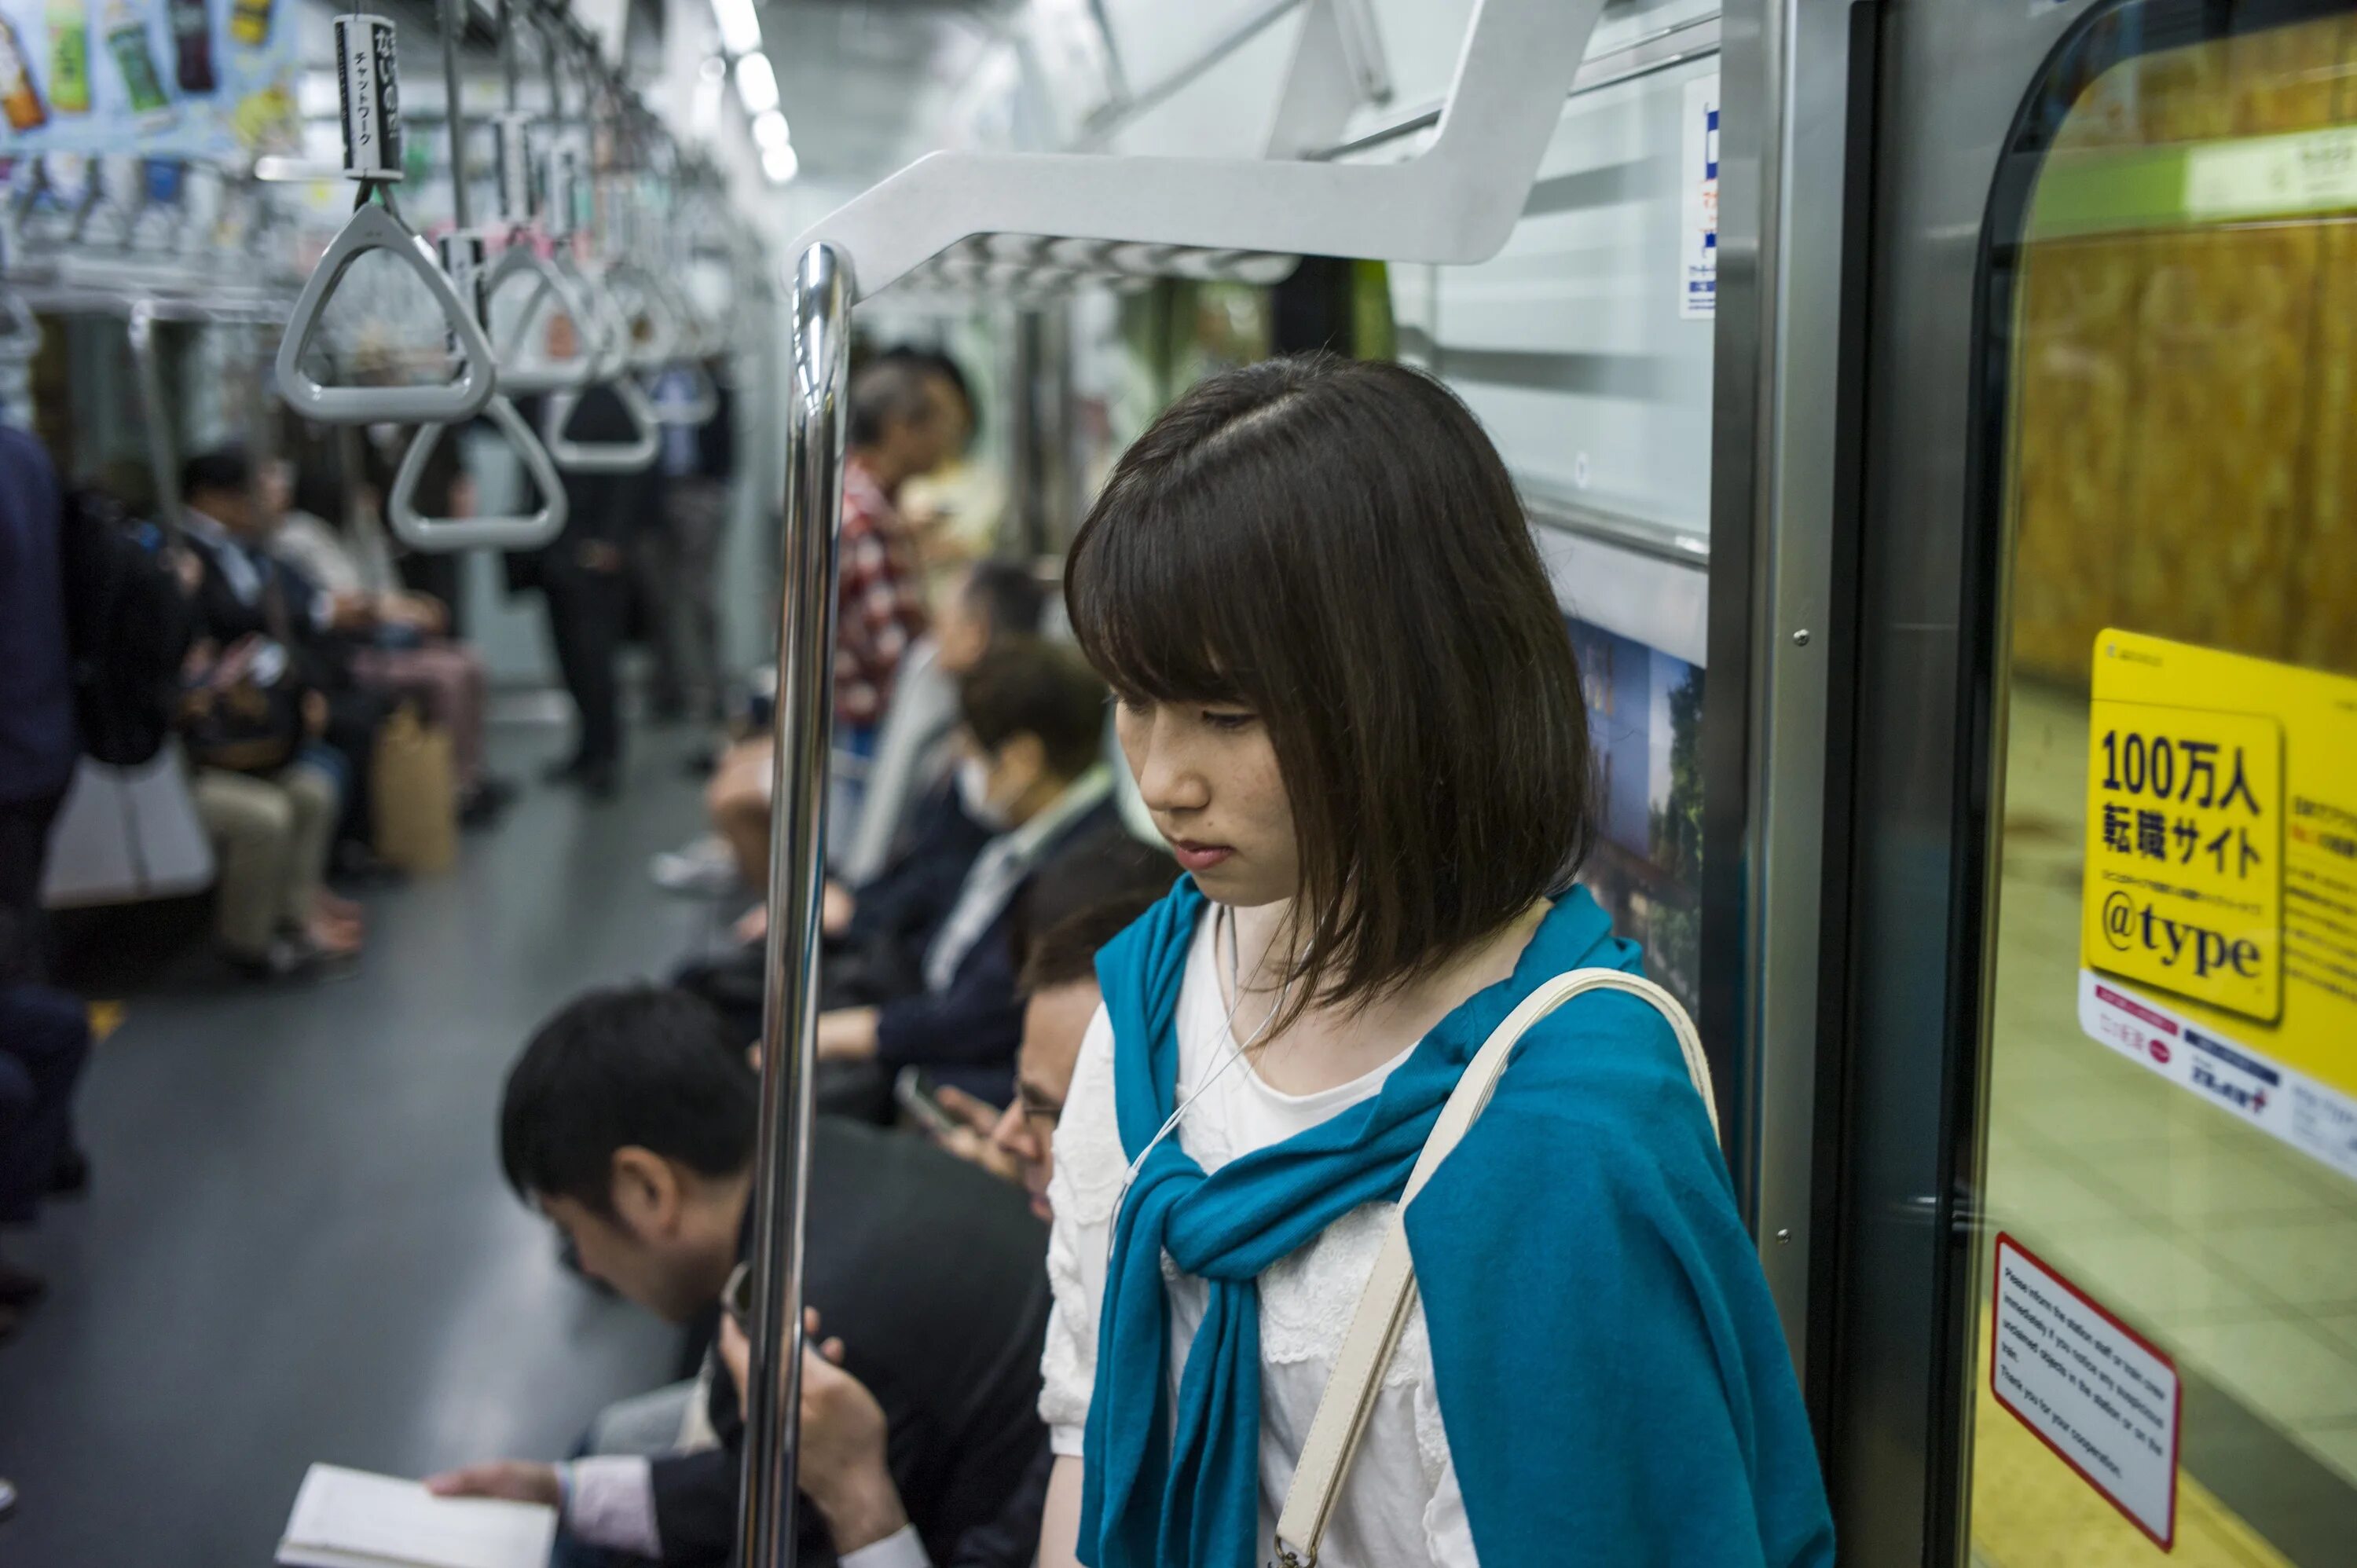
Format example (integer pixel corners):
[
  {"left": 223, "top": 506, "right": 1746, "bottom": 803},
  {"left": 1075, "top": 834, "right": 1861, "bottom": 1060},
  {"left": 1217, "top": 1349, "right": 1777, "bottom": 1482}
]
[{"left": 1034, "top": 357, "right": 1835, "bottom": 1568}]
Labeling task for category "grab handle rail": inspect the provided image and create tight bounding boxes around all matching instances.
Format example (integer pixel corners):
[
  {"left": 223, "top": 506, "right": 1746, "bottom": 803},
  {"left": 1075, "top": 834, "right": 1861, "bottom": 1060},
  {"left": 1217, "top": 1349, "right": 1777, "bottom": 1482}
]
[
  {"left": 273, "top": 13, "right": 498, "bottom": 425},
  {"left": 738, "top": 239, "right": 852, "bottom": 1568}
]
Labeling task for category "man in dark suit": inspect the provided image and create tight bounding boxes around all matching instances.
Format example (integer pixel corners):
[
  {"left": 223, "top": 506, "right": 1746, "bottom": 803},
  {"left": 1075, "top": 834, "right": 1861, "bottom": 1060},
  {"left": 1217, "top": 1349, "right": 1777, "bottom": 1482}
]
[
  {"left": 808, "top": 639, "right": 1119, "bottom": 1112},
  {"left": 430, "top": 986, "right": 1050, "bottom": 1568},
  {"left": 512, "top": 334, "right": 661, "bottom": 798}
]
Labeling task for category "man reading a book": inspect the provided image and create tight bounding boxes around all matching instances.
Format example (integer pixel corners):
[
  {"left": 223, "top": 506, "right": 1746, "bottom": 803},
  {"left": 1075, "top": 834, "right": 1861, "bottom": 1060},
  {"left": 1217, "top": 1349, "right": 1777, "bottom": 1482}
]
[{"left": 427, "top": 986, "right": 1050, "bottom": 1567}]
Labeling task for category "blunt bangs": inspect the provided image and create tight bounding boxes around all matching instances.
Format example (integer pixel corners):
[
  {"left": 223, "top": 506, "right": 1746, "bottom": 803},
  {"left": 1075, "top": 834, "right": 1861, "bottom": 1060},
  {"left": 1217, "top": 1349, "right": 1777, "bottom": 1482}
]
[{"left": 1064, "top": 354, "right": 1593, "bottom": 1017}]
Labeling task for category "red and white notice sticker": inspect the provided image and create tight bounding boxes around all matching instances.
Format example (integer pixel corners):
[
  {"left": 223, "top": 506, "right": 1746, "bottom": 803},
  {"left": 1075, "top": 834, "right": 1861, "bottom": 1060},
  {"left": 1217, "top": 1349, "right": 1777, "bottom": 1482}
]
[{"left": 1990, "top": 1234, "right": 2181, "bottom": 1548}]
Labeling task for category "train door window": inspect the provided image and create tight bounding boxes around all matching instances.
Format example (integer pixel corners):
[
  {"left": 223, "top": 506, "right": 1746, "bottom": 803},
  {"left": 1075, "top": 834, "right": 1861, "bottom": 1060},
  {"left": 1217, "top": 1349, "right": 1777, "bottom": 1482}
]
[{"left": 1960, "top": 4, "right": 2357, "bottom": 1564}]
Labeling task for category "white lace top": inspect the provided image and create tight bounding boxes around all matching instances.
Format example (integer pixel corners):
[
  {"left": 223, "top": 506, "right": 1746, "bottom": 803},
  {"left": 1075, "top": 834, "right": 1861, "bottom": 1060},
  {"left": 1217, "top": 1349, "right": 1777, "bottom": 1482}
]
[{"left": 1039, "top": 912, "right": 1480, "bottom": 1567}]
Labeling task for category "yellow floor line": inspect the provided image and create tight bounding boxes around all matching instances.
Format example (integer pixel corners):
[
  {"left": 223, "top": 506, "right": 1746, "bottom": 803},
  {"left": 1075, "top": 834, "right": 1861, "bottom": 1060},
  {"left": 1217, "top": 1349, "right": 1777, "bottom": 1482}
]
[{"left": 1968, "top": 1310, "right": 2294, "bottom": 1567}]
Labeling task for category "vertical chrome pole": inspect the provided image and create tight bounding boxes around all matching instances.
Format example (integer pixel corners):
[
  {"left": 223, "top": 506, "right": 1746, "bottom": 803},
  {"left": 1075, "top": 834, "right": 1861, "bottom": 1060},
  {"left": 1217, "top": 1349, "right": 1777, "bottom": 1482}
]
[{"left": 738, "top": 241, "right": 854, "bottom": 1568}]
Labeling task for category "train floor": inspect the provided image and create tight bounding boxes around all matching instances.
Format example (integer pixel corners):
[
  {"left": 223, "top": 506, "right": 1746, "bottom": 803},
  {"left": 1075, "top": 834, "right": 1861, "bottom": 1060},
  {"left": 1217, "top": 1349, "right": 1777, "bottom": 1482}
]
[{"left": 0, "top": 719, "right": 729, "bottom": 1566}]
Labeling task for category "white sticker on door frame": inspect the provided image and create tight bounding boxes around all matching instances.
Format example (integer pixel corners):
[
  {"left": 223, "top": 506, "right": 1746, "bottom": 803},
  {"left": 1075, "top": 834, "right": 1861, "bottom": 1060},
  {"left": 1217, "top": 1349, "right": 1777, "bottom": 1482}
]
[
  {"left": 1680, "top": 75, "right": 1719, "bottom": 320},
  {"left": 1990, "top": 1233, "right": 2181, "bottom": 1549}
]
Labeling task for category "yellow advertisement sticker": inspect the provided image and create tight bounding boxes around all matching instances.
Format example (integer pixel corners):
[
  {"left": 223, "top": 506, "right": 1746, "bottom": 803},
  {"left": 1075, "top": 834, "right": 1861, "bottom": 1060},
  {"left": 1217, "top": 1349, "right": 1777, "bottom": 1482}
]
[
  {"left": 2078, "top": 630, "right": 2357, "bottom": 1184},
  {"left": 2082, "top": 699, "right": 2282, "bottom": 1022}
]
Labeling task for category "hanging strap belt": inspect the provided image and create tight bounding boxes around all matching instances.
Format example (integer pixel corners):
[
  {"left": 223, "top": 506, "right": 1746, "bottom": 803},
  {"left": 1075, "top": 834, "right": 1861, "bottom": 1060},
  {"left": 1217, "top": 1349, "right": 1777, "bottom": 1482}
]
[{"left": 1271, "top": 969, "right": 1721, "bottom": 1568}]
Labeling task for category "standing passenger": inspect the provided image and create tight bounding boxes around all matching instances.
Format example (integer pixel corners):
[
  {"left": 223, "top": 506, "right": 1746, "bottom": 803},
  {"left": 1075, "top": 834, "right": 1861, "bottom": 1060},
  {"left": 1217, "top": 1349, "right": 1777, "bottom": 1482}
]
[
  {"left": 0, "top": 429, "right": 75, "bottom": 943},
  {"left": 513, "top": 317, "right": 655, "bottom": 800},
  {"left": 1035, "top": 356, "right": 1835, "bottom": 1567},
  {"left": 835, "top": 357, "right": 955, "bottom": 754}
]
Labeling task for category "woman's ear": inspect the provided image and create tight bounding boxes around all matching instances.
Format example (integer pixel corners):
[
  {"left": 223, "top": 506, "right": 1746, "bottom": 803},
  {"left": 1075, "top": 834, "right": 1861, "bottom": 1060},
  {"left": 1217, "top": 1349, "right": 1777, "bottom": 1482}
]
[{"left": 608, "top": 1146, "right": 683, "bottom": 1238}]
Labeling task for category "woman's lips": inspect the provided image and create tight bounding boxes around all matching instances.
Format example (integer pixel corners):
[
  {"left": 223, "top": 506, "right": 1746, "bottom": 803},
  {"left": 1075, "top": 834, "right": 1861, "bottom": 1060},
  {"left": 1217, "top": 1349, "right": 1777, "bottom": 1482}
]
[{"left": 1169, "top": 840, "right": 1235, "bottom": 873}]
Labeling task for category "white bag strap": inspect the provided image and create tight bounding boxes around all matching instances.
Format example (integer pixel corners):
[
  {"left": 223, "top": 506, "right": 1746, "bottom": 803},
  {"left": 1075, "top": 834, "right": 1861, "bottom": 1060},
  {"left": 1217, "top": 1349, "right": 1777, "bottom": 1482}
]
[{"left": 1270, "top": 969, "right": 1717, "bottom": 1568}]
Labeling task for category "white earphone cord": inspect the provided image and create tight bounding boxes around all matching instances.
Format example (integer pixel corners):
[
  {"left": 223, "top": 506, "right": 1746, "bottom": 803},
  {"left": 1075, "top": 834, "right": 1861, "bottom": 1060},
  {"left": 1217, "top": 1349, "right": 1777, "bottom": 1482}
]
[{"left": 1106, "top": 906, "right": 1294, "bottom": 1251}]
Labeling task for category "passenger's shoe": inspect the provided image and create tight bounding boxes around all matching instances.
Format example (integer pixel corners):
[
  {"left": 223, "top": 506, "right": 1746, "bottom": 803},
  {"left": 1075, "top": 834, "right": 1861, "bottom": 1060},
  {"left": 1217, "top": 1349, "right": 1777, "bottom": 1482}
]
[
  {"left": 651, "top": 837, "right": 742, "bottom": 898},
  {"left": 458, "top": 774, "right": 518, "bottom": 828},
  {"left": 0, "top": 1261, "right": 46, "bottom": 1308}
]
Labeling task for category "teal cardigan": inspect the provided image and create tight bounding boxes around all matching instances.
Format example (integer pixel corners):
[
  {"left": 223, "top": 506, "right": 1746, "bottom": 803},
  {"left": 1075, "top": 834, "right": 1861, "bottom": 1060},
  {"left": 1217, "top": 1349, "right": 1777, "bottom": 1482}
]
[{"left": 1078, "top": 880, "right": 1837, "bottom": 1566}]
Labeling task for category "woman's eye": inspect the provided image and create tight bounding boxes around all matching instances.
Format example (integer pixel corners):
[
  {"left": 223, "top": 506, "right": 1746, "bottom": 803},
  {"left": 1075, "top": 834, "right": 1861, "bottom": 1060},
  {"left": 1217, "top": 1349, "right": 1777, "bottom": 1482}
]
[{"left": 1200, "top": 709, "right": 1258, "bottom": 731}]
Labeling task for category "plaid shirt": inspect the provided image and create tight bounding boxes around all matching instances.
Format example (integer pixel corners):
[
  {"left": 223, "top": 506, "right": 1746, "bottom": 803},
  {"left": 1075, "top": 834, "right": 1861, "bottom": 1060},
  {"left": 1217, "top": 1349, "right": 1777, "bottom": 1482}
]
[{"left": 835, "top": 456, "right": 929, "bottom": 727}]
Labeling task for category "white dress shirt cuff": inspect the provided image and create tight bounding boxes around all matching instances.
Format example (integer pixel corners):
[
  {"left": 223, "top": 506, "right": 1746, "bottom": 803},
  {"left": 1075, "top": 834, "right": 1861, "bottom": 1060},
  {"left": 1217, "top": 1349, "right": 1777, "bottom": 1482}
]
[
  {"left": 840, "top": 1524, "right": 932, "bottom": 1568},
  {"left": 561, "top": 1455, "right": 663, "bottom": 1557}
]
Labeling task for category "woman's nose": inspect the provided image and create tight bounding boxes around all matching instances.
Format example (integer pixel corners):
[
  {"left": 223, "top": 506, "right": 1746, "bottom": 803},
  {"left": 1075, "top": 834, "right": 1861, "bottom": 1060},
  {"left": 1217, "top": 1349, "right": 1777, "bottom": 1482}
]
[{"left": 1132, "top": 723, "right": 1210, "bottom": 814}]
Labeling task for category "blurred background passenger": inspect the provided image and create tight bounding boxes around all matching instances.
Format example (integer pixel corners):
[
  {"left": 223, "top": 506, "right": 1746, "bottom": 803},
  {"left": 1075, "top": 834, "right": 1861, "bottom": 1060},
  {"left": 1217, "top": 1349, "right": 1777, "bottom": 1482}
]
[
  {"left": 640, "top": 357, "right": 735, "bottom": 725},
  {"left": 511, "top": 316, "right": 655, "bottom": 800},
  {"left": 671, "top": 558, "right": 1044, "bottom": 904},
  {"left": 0, "top": 427, "right": 76, "bottom": 945},
  {"left": 264, "top": 449, "right": 511, "bottom": 826},
  {"left": 177, "top": 450, "right": 367, "bottom": 973}
]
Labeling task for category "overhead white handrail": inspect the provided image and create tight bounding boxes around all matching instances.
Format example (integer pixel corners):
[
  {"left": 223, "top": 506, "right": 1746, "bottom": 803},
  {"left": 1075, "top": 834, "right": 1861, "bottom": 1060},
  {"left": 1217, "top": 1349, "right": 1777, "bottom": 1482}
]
[{"left": 273, "top": 13, "right": 497, "bottom": 424}]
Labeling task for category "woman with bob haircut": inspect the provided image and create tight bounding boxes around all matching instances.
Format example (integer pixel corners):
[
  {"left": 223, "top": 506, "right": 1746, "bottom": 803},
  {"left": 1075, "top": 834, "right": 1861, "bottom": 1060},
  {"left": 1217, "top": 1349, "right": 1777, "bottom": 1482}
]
[{"left": 1033, "top": 355, "right": 1833, "bottom": 1568}]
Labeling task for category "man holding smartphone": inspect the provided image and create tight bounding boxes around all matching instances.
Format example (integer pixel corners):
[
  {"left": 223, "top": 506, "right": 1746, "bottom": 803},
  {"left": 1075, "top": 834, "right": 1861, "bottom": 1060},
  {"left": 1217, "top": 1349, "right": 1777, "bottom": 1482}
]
[{"left": 712, "top": 869, "right": 1174, "bottom": 1568}]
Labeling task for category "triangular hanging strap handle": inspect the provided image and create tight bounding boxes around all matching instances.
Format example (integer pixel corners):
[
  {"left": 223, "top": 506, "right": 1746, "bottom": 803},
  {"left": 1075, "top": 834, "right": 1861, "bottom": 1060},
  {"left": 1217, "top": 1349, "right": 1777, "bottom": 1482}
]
[
  {"left": 651, "top": 361, "right": 720, "bottom": 425},
  {"left": 387, "top": 394, "right": 568, "bottom": 551},
  {"left": 486, "top": 243, "right": 601, "bottom": 394},
  {"left": 1270, "top": 969, "right": 1719, "bottom": 1568},
  {"left": 274, "top": 202, "right": 500, "bottom": 425},
  {"left": 542, "top": 375, "right": 661, "bottom": 474}
]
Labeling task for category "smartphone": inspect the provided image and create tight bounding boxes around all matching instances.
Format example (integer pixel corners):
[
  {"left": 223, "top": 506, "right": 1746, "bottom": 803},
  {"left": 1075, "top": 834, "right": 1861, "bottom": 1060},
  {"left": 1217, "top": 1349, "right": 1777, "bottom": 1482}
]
[{"left": 894, "top": 1065, "right": 962, "bottom": 1141}]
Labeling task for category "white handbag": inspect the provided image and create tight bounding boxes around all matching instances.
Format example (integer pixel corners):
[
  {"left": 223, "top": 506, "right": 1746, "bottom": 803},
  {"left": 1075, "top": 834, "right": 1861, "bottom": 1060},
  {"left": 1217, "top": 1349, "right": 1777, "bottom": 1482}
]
[{"left": 1270, "top": 969, "right": 1721, "bottom": 1568}]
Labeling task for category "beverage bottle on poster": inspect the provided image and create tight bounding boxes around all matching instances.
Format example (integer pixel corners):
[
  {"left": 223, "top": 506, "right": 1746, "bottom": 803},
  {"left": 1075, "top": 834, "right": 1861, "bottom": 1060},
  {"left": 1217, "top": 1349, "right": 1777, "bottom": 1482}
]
[
  {"left": 47, "top": 1, "right": 90, "bottom": 115},
  {"left": 0, "top": 17, "right": 49, "bottom": 132},
  {"left": 228, "top": 0, "right": 270, "bottom": 47},
  {"left": 103, "top": 0, "right": 171, "bottom": 121},
  {"left": 168, "top": 0, "right": 211, "bottom": 93}
]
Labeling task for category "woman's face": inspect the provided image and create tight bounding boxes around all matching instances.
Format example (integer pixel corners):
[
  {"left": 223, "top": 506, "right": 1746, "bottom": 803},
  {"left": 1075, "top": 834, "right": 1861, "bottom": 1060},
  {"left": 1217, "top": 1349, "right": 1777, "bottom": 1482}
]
[{"left": 1115, "top": 698, "right": 1297, "bottom": 908}]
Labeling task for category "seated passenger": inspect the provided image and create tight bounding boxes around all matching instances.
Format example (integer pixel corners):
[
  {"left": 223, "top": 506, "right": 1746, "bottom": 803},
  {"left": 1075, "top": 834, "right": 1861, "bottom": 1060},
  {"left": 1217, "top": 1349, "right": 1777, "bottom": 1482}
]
[
  {"left": 262, "top": 452, "right": 509, "bottom": 826},
  {"left": 179, "top": 447, "right": 391, "bottom": 881},
  {"left": 176, "top": 456, "right": 362, "bottom": 976},
  {"left": 684, "top": 558, "right": 1044, "bottom": 900},
  {"left": 429, "top": 986, "right": 1050, "bottom": 1568},
  {"left": 707, "top": 873, "right": 1171, "bottom": 1567},
  {"left": 922, "top": 831, "right": 1176, "bottom": 1185},
  {"left": 811, "top": 639, "right": 1118, "bottom": 1108}
]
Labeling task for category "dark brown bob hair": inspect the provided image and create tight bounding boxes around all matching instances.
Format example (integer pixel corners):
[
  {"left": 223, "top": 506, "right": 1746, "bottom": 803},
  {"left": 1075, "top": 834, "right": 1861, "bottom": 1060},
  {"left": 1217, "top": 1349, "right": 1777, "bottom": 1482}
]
[{"left": 1065, "top": 353, "right": 1593, "bottom": 1017}]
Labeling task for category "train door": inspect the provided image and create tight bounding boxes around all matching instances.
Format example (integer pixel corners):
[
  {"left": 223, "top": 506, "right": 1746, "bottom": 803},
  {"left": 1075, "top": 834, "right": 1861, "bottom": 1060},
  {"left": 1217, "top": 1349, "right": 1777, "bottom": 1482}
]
[{"left": 1824, "top": 0, "right": 2357, "bottom": 1563}]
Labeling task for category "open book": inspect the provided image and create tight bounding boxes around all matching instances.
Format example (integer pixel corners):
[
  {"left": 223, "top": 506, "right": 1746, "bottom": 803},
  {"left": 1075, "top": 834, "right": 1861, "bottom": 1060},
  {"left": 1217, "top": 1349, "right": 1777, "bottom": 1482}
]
[{"left": 277, "top": 1464, "right": 557, "bottom": 1568}]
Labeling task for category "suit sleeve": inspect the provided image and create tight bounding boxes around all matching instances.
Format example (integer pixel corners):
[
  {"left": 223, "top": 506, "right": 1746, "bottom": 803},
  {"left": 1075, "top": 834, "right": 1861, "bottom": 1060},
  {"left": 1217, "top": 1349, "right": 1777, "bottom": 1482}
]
[
  {"left": 871, "top": 923, "right": 1021, "bottom": 1075},
  {"left": 648, "top": 1447, "right": 740, "bottom": 1567}
]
